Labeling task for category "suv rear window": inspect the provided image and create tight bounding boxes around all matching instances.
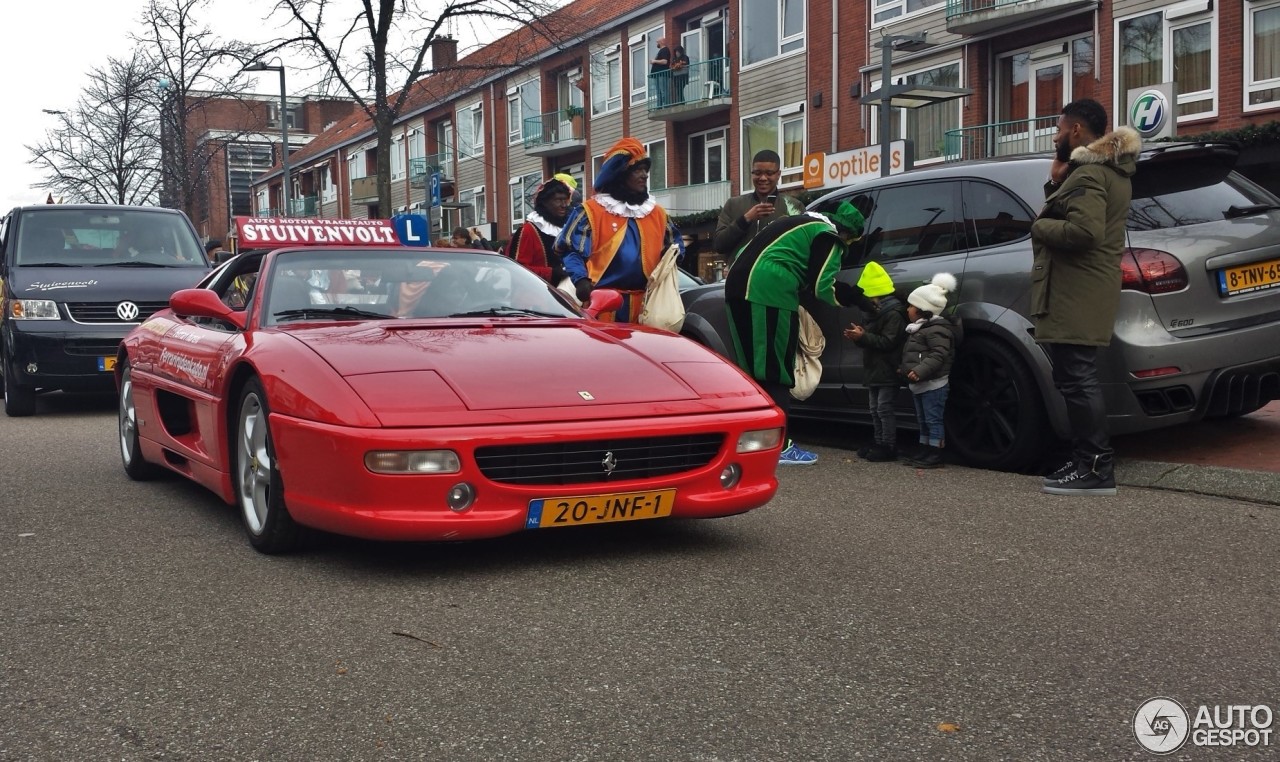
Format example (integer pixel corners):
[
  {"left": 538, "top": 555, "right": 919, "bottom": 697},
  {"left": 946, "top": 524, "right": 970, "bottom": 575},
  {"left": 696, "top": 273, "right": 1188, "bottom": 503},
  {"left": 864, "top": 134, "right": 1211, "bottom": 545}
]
[
  {"left": 16, "top": 210, "right": 206, "bottom": 267},
  {"left": 1128, "top": 173, "right": 1276, "bottom": 231}
]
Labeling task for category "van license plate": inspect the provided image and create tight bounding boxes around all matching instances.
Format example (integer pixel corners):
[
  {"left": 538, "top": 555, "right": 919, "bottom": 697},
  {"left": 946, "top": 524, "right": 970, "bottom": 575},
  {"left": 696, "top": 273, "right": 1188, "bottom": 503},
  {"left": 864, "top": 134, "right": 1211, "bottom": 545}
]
[
  {"left": 98, "top": 357, "right": 116, "bottom": 371},
  {"left": 1219, "top": 258, "right": 1280, "bottom": 296}
]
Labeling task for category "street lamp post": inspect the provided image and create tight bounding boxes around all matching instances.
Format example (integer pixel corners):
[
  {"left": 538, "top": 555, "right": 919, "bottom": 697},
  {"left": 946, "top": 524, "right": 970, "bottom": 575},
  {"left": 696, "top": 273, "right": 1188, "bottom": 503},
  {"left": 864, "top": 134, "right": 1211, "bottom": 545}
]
[{"left": 244, "top": 61, "right": 290, "bottom": 217}]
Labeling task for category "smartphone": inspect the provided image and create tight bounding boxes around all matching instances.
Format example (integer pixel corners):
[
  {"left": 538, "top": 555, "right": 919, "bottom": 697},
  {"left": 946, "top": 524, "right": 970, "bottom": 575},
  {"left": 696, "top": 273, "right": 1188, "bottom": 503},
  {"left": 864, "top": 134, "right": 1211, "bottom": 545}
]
[{"left": 765, "top": 193, "right": 778, "bottom": 204}]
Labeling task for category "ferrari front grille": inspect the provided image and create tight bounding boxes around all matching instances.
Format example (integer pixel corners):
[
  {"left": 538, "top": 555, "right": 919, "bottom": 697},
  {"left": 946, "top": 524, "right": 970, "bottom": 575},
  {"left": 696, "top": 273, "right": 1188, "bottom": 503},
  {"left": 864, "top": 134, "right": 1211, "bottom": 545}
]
[
  {"left": 474, "top": 433, "right": 725, "bottom": 485},
  {"left": 66, "top": 301, "right": 169, "bottom": 324}
]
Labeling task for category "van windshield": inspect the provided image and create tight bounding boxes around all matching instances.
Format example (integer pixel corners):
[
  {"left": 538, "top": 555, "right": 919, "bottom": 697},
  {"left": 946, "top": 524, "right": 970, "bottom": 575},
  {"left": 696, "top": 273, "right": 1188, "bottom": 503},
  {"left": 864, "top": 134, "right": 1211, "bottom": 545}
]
[{"left": 17, "top": 210, "right": 207, "bottom": 267}]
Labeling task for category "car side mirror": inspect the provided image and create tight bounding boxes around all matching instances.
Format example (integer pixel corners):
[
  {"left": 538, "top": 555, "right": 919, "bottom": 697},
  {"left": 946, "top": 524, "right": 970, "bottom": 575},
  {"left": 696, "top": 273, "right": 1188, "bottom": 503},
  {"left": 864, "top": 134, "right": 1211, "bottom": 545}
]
[
  {"left": 583, "top": 288, "right": 623, "bottom": 318},
  {"left": 170, "top": 288, "right": 246, "bottom": 330}
]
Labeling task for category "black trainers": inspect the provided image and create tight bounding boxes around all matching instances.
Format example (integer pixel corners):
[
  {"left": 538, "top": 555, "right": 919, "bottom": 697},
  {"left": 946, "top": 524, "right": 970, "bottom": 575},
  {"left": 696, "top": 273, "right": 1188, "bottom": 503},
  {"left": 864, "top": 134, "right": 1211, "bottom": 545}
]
[
  {"left": 863, "top": 444, "right": 897, "bottom": 462},
  {"left": 903, "top": 446, "right": 945, "bottom": 469},
  {"left": 1041, "top": 459, "right": 1077, "bottom": 486},
  {"left": 1042, "top": 457, "right": 1116, "bottom": 496},
  {"left": 856, "top": 445, "right": 874, "bottom": 459}
]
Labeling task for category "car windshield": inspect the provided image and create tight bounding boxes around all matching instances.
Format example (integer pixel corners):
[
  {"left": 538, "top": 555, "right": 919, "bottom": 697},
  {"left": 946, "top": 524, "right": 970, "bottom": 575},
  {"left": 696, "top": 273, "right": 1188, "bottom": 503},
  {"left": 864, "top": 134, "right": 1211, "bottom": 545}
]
[
  {"left": 16, "top": 209, "right": 207, "bottom": 267},
  {"left": 260, "top": 249, "right": 582, "bottom": 325}
]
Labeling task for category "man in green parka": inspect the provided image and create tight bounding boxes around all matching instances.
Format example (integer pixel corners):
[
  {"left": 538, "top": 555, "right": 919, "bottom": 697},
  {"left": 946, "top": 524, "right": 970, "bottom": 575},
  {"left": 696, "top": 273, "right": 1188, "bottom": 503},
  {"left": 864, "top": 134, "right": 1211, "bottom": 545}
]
[
  {"left": 725, "top": 200, "right": 866, "bottom": 466},
  {"left": 1031, "top": 98, "right": 1140, "bottom": 496}
]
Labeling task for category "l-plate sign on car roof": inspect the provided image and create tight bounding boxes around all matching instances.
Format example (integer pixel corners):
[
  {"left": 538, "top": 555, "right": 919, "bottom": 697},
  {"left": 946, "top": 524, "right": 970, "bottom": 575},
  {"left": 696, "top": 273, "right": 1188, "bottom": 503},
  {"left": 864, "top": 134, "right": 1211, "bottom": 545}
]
[{"left": 234, "top": 216, "right": 404, "bottom": 247}]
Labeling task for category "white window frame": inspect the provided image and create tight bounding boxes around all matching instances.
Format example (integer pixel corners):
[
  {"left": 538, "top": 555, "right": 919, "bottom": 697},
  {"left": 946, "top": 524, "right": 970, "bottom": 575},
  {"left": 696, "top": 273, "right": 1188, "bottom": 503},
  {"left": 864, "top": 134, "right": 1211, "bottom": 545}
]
[
  {"left": 1245, "top": 0, "right": 1280, "bottom": 111},
  {"left": 870, "top": 0, "right": 944, "bottom": 29},
  {"left": 630, "top": 25, "right": 665, "bottom": 106},
  {"left": 321, "top": 163, "right": 336, "bottom": 202},
  {"left": 509, "top": 173, "right": 539, "bottom": 229},
  {"left": 1114, "top": 5, "right": 1218, "bottom": 124},
  {"left": 688, "top": 127, "right": 728, "bottom": 185},
  {"left": 739, "top": 103, "right": 807, "bottom": 192},
  {"left": 867, "top": 59, "right": 964, "bottom": 166},
  {"left": 347, "top": 153, "right": 362, "bottom": 181},
  {"left": 390, "top": 133, "right": 405, "bottom": 180},
  {"left": 646, "top": 139, "right": 667, "bottom": 191},
  {"left": 590, "top": 45, "right": 623, "bottom": 116},
  {"left": 256, "top": 187, "right": 269, "bottom": 215},
  {"left": 409, "top": 128, "right": 425, "bottom": 162},
  {"left": 740, "top": 0, "right": 807, "bottom": 69},
  {"left": 472, "top": 104, "right": 485, "bottom": 157},
  {"left": 507, "top": 79, "right": 539, "bottom": 145}
]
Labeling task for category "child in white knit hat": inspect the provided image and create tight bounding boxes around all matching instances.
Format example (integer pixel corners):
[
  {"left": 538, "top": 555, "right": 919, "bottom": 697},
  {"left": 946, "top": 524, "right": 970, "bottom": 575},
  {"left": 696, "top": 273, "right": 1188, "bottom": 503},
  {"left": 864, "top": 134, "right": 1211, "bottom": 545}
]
[{"left": 898, "top": 273, "right": 959, "bottom": 468}]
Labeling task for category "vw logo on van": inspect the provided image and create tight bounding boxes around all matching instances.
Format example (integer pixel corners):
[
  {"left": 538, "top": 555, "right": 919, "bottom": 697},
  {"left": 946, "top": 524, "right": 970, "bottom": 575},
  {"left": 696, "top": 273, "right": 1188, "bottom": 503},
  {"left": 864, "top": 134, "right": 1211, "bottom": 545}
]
[{"left": 116, "top": 301, "right": 141, "bottom": 322}]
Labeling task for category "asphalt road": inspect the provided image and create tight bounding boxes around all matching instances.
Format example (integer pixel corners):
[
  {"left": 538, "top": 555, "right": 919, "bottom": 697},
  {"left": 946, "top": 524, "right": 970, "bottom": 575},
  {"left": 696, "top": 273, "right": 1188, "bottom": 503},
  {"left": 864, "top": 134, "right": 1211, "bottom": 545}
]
[{"left": 2, "top": 393, "right": 1278, "bottom": 761}]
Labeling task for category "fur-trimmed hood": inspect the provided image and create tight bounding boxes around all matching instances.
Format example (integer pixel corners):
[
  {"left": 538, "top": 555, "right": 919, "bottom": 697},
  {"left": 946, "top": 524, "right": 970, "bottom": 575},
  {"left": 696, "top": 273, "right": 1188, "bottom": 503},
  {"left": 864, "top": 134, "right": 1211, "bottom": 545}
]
[{"left": 1069, "top": 126, "right": 1140, "bottom": 177}]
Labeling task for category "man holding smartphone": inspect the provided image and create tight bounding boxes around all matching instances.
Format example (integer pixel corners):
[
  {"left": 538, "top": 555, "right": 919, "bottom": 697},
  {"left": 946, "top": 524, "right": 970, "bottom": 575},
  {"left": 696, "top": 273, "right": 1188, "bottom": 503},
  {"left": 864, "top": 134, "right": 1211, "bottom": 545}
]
[{"left": 714, "top": 149, "right": 805, "bottom": 264}]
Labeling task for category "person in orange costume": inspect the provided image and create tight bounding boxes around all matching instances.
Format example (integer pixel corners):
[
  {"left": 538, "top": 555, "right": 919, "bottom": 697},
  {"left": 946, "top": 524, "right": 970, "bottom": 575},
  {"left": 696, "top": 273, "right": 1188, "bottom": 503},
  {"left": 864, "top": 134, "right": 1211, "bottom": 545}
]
[{"left": 555, "top": 137, "right": 683, "bottom": 321}]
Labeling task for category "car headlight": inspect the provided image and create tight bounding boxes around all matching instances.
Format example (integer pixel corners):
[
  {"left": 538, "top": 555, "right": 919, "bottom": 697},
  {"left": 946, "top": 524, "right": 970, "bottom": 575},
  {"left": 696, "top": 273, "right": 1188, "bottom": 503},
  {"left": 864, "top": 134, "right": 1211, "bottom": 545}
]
[
  {"left": 737, "top": 428, "right": 783, "bottom": 453},
  {"left": 9, "top": 299, "right": 60, "bottom": 320},
  {"left": 364, "top": 450, "right": 461, "bottom": 474}
]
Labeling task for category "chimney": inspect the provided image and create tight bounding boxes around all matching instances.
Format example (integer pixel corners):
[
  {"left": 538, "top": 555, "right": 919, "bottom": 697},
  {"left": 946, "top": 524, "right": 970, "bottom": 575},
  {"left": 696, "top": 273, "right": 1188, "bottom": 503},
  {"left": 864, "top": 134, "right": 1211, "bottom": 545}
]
[{"left": 431, "top": 36, "right": 458, "bottom": 69}]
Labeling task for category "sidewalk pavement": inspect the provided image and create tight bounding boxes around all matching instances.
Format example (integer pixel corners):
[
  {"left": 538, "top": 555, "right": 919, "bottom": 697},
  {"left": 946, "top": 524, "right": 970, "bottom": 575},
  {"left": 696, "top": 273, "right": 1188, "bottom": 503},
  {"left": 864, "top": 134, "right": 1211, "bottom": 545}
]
[{"left": 1113, "top": 401, "right": 1280, "bottom": 506}]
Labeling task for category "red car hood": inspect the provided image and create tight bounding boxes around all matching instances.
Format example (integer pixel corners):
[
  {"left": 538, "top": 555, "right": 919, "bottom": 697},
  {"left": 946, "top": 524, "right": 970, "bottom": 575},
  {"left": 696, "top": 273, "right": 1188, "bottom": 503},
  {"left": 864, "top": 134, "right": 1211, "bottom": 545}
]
[{"left": 279, "top": 321, "right": 765, "bottom": 425}]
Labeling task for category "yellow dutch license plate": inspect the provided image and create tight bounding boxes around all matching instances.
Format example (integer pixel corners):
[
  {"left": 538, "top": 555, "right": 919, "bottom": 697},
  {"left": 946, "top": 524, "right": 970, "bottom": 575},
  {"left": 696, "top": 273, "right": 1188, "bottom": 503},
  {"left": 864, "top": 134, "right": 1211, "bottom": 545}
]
[
  {"left": 526, "top": 489, "right": 676, "bottom": 529},
  {"left": 1219, "top": 258, "right": 1280, "bottom": 296},
  {"left": 98, "top": 356, "right": 117, "bottom": 372}
]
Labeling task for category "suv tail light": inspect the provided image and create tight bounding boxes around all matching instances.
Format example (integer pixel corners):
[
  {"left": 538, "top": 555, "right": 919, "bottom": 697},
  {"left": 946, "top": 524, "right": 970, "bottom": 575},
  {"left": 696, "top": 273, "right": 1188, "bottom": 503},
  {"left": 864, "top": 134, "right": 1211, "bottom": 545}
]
[{"left": 1121, "top": 248, "right": 1188, "bottom": 294}]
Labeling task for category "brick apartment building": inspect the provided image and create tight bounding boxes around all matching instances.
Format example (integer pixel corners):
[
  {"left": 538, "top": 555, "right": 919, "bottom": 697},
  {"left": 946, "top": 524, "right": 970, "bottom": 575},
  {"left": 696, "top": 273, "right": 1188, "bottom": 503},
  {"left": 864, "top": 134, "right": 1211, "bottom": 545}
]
[
  {"left": 161, "top": 91, "right": 359, "bottom": 243},
  {"left": 244, "top": 0, "right": 1279, "bottom": 269}
]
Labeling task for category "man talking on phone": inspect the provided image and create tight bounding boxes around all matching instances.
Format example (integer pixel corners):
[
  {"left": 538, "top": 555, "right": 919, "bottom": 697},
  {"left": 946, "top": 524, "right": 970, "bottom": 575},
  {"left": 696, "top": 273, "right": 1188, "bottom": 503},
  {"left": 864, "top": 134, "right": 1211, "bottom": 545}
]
[{"left": 714, "top": 149, "right": 805, "bottom": 264}]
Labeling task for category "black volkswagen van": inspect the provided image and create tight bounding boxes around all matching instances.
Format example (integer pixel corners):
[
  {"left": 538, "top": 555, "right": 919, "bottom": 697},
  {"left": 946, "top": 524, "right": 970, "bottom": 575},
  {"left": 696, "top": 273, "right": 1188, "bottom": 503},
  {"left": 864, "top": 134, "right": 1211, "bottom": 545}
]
[{"left": 0, "top": 205, "right": 210, "bottom": 416}]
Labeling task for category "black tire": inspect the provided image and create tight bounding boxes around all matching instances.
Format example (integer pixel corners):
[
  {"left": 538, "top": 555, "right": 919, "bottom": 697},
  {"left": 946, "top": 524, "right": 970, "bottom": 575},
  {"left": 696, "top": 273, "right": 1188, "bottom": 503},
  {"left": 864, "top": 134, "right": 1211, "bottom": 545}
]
[
  {"left": 233, "top": 378, "right": 302, "bottom": 554},
  {"left": 3, "top": 352, "right": 36, "bottom": 417},
  {"left": 946, "top": 335, "right": 1050, "bottom": 472},
  {"left": 118, "top": 363, "right": 162, "bottom": 480}
]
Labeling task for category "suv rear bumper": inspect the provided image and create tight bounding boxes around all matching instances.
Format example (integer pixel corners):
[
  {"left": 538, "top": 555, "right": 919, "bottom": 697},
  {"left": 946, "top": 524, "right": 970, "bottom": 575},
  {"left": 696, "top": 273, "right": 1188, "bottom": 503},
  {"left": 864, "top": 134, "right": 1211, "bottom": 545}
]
[{"left": 4, "top": 322, "right": 125, "bottom": 391}]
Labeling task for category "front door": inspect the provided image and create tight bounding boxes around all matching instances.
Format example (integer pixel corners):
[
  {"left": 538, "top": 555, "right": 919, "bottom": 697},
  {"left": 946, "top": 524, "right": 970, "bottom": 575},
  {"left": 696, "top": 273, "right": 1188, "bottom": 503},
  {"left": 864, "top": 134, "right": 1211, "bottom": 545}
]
[{"left": 1028, "top": 55, "right": 1069, "bottom": 154}]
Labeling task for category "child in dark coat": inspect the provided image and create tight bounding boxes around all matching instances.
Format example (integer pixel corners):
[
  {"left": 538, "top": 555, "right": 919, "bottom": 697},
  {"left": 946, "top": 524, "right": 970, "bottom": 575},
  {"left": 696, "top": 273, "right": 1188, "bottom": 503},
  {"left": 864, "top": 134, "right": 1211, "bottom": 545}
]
[
  {"left": 843, "top": 261, "right": 907, "bottom": 461},
  {"left": 898, "top": 272, "right": 959, "bottom": 468}
]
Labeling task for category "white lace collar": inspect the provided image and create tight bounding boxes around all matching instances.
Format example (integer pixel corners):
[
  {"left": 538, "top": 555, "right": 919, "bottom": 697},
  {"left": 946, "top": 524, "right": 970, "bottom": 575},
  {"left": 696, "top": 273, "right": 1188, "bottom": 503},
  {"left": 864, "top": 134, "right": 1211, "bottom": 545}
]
[
  {"left": 526, "top": 211, "right": 563, "bottom": 237},
  {"left": 594, "top": 193, "right": 656, "bottom": 218}
]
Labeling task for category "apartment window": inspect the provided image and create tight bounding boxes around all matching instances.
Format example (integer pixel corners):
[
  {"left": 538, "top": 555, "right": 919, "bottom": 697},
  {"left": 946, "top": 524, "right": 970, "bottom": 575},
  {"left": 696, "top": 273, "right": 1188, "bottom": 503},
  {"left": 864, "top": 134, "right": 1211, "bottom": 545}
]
[
  {"left": 321, "top": 164, "right": 336, "bottom": 202},
  {"left": 1247, "top": 1, "right": 1280, "bottom": 109},
  {"left": 509, "top": 173, "right": 540, "bottom": 229},
  {"left": 458, "top": 186, "right": 486, "bottom": 229},
  {"left": 646, "top": 140, "right": 667, "bottom": 191},
  {"left": 267, "top": 102, "right": 299, "bottom": 129},
  {"left": 591, "top": 46, "right": 623, "bottom": 115},
  {"left": 390, "top": 134, "right": 405, "bottom": 180},
  {"left": 871, "top": 0, "right": 943, "bottom": 27},
  {"left": 457, "top": 104, "right": 484, "bottom": 158},
  {"left": 741, "top": 0, "right": 806, "bottom": 66},
  {"left": 409, "top": 128, "right": 424, "bottom": 162},
  {"left": 630, "top": 25, "right": 664, "bottom": 106},
  {"left": 1117, "top": 7, "right": 1216, "bottom": 120},
  {"left": 741, "top": 105, "right": 805, "bottom": 190},
  {"left": 689, "top": 128, "right": 727, "bottom": 185},
  {"left": 347, "top": 154, "right": 361, "bottom": 181},
  {"left": 507, "top": 81, "right": 539, "bottom": 144},
  {"left": 870, "top": 62, "right": 962, "bottom": 164},
  {"left": 436, "top": 120, "right": 454, "bottom": 168}
]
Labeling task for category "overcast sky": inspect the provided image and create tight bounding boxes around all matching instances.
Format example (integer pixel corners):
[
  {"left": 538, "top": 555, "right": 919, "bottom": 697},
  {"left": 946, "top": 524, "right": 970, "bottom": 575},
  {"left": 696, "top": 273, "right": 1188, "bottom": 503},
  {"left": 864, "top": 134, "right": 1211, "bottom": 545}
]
[{"left": 0, "top": 0, "right": 508, "bottom": 213}]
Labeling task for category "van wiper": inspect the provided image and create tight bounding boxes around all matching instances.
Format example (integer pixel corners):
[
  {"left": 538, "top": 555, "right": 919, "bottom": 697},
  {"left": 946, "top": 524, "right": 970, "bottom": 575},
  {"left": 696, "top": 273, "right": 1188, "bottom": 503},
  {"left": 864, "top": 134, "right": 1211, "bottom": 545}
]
[
  {"left": 22, "top": 262, "right": 73, "bottom": 267},
  {"left": 274, "top": 306, "right": 392, "bottom": 321},
  {"left": 1225, "top": 203, "right": 1280, "bottom": 219},
  {"left": 96, "top": 261, "right": 179, "bottom": 267}
]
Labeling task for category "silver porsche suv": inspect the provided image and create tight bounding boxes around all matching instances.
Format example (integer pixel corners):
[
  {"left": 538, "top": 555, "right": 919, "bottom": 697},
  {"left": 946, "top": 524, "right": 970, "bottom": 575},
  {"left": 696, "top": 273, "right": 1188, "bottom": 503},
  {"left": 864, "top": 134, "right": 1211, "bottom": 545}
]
[{"left": 679, "top": 142, "right": 1280, "bottom": 471}]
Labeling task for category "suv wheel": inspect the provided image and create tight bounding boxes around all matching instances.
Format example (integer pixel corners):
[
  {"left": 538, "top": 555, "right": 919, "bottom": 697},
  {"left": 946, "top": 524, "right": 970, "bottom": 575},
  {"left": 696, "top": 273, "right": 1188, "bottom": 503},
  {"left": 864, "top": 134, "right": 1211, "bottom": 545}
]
[
  {"left": 2, "top": 353, "right": 36, "bottom": 417},
  {"left": 946, "top": 335, "right": 1049, "bottom": 472}
]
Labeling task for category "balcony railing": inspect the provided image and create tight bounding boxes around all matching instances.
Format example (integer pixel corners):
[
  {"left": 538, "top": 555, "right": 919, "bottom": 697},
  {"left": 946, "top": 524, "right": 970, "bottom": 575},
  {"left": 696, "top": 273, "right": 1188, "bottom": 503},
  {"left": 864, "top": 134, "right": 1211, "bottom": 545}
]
[
  {"left": 289, "top": 195, "right": 318, "bottom": 217},
  {"left": 946, "top": 0, "right": 1096, "bottom": 35},
  {"left": 650, "top": 180, "right": 732, "bottom": 216},
  {"left": 647, "top": 58, "right": 731, "bottom": 118},
  {"left": 409, "top": 154, "right": 453, "bottom": 188},
  {"left": 522, "top": 109, "right": 587, "bottom": 156},
  {"left": 254, "top": 208, "right": 281, "bottom": 218},
  {"left": 351, "top": 175, "right": 378, "bottom": 203},
  {"left": 943, "top": 116, "right": 1059, "bottom": 162}
]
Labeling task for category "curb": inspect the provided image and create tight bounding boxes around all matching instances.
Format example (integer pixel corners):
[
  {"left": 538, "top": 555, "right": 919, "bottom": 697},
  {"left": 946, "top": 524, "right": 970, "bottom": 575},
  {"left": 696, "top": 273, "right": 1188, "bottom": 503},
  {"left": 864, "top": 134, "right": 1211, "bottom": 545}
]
[{"left": 1117, "top": 459, "right": 1280, "bottom": 506}]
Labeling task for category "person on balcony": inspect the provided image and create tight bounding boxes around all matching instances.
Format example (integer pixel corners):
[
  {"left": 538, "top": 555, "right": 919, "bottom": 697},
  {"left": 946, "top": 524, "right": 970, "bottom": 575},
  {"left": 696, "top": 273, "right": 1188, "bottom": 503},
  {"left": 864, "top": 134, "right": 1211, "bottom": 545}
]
[
  {"left": 556, "top": 137, "right": 684, "bottom": 321},
  {"left": 651, "top": 37, "right": 671, "bottom": 108},
  {"left": 714, "top": 150, "right": 805, "bottom": 264},
  {"left": 670, "top": 45, "right": 690, "bottom": 106},
  {"left": 507, "top": 173, "right": 578, "bottom": 288}
]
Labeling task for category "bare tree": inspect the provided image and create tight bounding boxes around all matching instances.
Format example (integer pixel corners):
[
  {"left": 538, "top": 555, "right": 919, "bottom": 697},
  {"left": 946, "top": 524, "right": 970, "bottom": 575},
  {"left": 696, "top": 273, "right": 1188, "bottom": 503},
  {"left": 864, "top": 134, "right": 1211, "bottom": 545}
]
[
  {"left": 26, "top": 51, "right": 163, "bottom": 205},
  {"left": 139, "top": 0, "right": 257, "bottom": 217},
  {"left": 261, "top": 0, "right": 572, "bottom": 214}
]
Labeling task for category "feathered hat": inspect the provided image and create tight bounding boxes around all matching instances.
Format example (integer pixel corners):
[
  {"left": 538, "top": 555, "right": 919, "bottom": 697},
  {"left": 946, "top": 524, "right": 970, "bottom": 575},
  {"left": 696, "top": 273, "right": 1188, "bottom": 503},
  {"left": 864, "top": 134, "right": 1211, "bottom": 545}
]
[
  {"left": 594, "top": 137, "right": 650, "bottom": 191},
  {"left": 533, "top": 173, "right": 577, "bottom": 211}
]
